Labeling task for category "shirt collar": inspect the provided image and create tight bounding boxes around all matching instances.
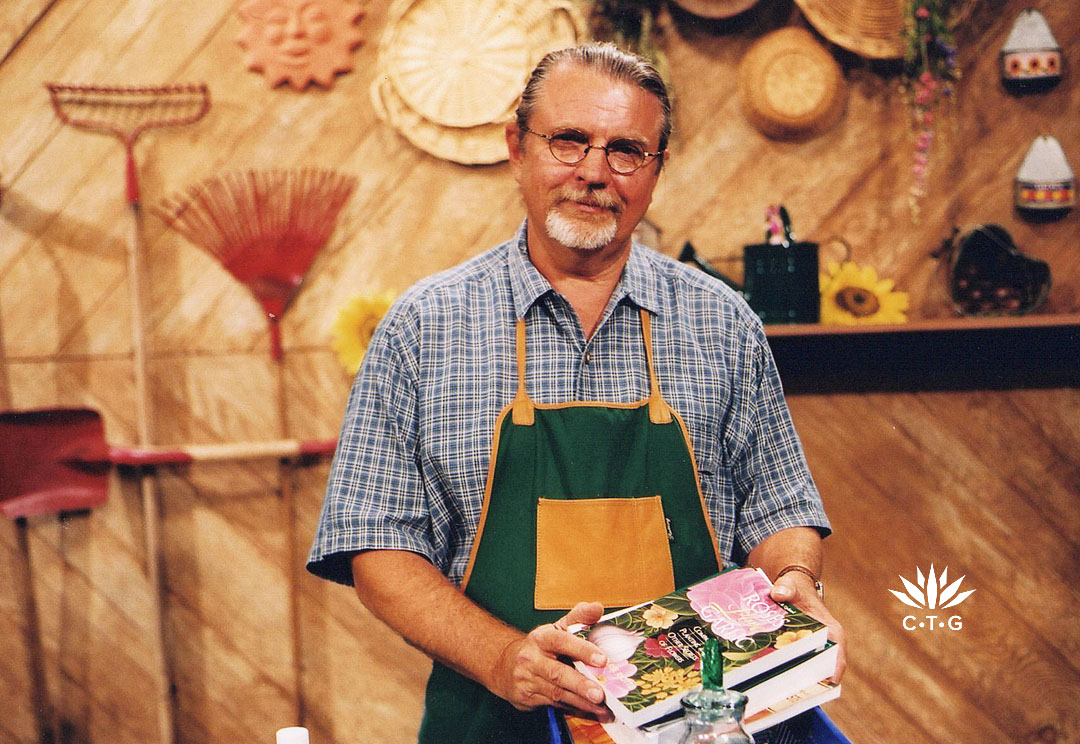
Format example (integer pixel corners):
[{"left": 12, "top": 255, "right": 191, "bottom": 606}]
[{"left": 507, "top": 219, "right": 667, "bottom": 320}]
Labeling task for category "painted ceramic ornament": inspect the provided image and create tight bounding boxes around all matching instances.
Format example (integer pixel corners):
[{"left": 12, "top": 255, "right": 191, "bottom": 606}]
[
  {"left": 1000, "top": 9, "right": 1062, "bottom": 92},
  {"left": 1015, "top": 135, "right": 1074, "bottom": 216},
  {"left": 236, "top": 0, "right": 363, "bottom": 89}
]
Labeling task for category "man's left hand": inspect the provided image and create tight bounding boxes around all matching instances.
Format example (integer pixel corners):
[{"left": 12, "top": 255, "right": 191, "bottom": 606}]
[{"left": 770, "top": 576, "right": 846, "bottom": 682}]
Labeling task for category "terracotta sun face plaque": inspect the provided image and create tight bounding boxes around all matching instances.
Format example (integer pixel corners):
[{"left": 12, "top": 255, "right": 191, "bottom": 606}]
[{"left": 237, "top": 0, "right": 363, "bottom": 89}]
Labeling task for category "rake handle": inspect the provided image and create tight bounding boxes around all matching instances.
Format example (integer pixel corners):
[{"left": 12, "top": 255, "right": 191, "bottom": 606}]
[
  {"left": 126, "top": 142, "right": 140, "bottom": 205},
  {"left": 105, "top": 439, "right": 337, "bottom": 466}
]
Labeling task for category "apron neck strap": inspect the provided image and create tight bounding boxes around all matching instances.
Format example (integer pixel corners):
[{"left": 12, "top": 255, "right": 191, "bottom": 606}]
[
  {"left": 511, "top": 308, "right": 672, "bottom": 426},
  {"left": 512, "top": 318, "right": 535, "bottom": 425},
  {"left": 639, "top": 309, "right": 672, "bottom": 424}
]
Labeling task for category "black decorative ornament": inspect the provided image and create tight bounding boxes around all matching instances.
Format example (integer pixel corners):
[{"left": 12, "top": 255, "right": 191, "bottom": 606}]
[{"left": 937, "top": 225, "right": 1051, "bottom": 317}]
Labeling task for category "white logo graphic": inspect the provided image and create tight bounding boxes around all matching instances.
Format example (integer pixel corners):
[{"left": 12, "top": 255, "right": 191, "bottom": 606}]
[{"left": 890, "top": 565, "right": 974, "bottom": 632}]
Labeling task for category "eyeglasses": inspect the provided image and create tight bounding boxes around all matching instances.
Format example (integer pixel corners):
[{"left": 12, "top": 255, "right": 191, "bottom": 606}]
[{"left": 520, "top": 126, "right": 664, "bottom": 175}]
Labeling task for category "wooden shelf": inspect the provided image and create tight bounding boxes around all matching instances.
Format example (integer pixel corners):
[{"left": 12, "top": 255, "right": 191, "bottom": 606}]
[{"left": 763, "top": 313, "right": 1080, "bottom": 393}]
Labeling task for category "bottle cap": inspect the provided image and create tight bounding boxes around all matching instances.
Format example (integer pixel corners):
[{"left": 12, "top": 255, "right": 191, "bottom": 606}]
[{"left": 276, "top": 727, "right": 309, "bottom": 744}]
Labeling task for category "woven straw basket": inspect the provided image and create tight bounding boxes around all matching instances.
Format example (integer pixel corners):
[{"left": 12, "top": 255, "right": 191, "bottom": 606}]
[
  {"left": 793, "top": 0, "right": 905, "bottom": 59},
  {"left": 738, "top": 27, "right": 846, "bottom": 140},
  {"left": 373, "top": 0, "right": 584, "bottom": 164}
]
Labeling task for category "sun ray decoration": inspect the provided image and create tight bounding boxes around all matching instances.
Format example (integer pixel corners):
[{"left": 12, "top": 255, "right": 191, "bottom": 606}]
[{"left": 236, "top": 0, "right": 363, "bottom": 88}]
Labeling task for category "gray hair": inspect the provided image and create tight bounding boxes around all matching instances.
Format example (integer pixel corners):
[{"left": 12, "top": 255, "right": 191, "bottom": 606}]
[{"left": 514, "top": 42, "right": 672, "bottom": 154}]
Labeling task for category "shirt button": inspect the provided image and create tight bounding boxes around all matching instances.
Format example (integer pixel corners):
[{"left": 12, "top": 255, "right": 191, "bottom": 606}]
[{"left": 584, "top": 351, "right": 591, "bottom": 364}]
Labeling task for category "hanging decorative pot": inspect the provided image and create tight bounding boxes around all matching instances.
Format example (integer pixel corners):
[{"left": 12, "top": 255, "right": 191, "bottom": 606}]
[
  {"left": 1000, "top": 8, "right": 1062, "bottom": 93},
  {"left": 1014, "top": 135, "right": 1074, "bottom": 217}
]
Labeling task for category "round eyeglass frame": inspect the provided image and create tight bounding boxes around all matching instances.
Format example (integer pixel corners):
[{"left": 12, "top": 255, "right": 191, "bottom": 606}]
[{"left": 519, "top": 126, "right": 664, "bottom": 175}]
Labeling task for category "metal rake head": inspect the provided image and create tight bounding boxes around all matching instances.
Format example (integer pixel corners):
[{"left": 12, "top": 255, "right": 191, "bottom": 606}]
[{"left": 46, "top": 83, "right": 211, "bottom": 204}]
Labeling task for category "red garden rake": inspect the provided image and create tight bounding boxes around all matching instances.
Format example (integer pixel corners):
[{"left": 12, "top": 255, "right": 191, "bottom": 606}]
[
  {"left": 154, "top": 168, "right": 358, "bottom": 360},
  {"left": 46, "top": 82, "right": 210, "bottom": 744},
  {"left": 155, "top": 168, "right": 356, "bottom": 725}
]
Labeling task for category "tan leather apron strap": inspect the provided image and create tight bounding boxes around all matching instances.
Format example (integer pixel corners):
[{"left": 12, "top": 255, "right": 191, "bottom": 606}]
[
  {"left": 515, "top": 310, "right": 667, "bottom": 424},
  {"left": 640, "top": 309, "right": 672, "bottom": 424},
  {"left": 511, "top": 318, "right": 535, "bottom": 425}
]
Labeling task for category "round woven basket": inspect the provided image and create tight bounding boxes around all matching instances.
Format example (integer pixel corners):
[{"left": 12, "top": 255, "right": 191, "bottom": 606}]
[
  {"left": 738, "top": 27, "right": 846, "bottom": 140},
  {"left": 372, "top": 0, "right": 585, "bottom": 164},
  {"left": 793, "top": 0, "right": 905, "bottom": 59},
  {"left": 382, "top": 0, "right": 531, "bottom": 128}
]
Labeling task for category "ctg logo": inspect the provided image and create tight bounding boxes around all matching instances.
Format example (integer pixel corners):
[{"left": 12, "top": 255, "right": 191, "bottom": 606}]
[{"left": 889, "top": 565, "right": 974, "bottom": 632}]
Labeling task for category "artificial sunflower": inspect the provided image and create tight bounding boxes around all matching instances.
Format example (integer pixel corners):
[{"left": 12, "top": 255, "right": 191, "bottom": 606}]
[
  {"left": 819, "top": 262, "right": 909, "bottom": 325},
  {"left": 331, "top": 290, "right": 397, "bottom": 374}
]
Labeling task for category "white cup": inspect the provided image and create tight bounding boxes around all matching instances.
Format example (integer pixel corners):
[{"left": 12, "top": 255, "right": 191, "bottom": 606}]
[{"left": 276, "top": 727, "right": 310, "bottom": 744}]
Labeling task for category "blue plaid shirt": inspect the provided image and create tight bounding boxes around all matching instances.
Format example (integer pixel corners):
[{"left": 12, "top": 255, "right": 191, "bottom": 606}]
[{"left": 308, "top": 223, "right": 829, "bottom": 586}]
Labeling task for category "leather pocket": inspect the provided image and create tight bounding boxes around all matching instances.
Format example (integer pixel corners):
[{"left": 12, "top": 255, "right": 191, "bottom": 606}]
[{"left": 534, "top": 496, "right": 675, "bottom": 610}]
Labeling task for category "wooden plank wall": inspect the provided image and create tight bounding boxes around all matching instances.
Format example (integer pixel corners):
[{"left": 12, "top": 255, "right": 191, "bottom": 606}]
[{"left": 0, "top": 0, "right": 1077, "bottom": 742}]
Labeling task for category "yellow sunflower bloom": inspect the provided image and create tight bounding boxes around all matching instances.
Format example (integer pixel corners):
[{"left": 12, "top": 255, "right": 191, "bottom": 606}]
[
  {"left": 819, "top": 261, "right": 909, "bottom": 325},
  {"left": 331, "top": 291, "right": 397, "bottom": 375}
]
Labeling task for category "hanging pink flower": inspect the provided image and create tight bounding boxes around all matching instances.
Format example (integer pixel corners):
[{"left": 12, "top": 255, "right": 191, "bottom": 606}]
[{"left": 902, "top": 0, "right": 960, "bottom": 221}]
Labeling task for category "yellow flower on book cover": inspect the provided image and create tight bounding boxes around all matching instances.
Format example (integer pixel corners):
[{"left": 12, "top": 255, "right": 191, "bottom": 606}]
[
  {"left": 331, "top": 290, "right": 397, "bottom": 374},
  {"left": 638, "top": 666, "right": 701, "bottom": 700},
  {"left": 819, "top": 261, "right": 909, "bottom": 325},
  {"left": 774, "top": 629, "right": 814, "bottom": 648},
  {"left": 642, "top": 604, "right": 679, "bottom": 629}
]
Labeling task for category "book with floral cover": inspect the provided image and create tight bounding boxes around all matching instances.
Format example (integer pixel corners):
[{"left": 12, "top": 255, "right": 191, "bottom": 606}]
[{"left": 570, "top": 567, "right": 828, "bottom": 729}]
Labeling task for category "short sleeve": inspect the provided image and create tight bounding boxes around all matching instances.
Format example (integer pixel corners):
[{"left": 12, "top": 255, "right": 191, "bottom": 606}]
[
  {"left": 306, "top": 319, "right": 436, "bottom": 586},
  {"left": 727, "top": 329, "right": 831, "bottom": 563}
]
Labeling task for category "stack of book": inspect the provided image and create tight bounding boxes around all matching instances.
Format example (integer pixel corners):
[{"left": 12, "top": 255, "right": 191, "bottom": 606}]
[{"left": 566, "top": 567, "right": 841, "bottom": 744}]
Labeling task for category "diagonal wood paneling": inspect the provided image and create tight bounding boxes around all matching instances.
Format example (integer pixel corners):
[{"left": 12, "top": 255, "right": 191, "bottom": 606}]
[{"left": 0, "top": 0, "right": 1077, "bottom": 742}]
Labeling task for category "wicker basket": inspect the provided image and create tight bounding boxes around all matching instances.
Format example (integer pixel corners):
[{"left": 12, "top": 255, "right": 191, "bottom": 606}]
[
  {"left": 738, "top": 27, "right": 846, "bottom": 140},
  {"left": 372, "top": 0, "right": 585, "bottom": 164},
  {"left": 793, "top": 0, "right": 905, "bottom": 59}
]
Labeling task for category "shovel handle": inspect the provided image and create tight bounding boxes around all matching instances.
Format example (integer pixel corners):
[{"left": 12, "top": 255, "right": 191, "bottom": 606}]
[{"left": 106, "top": 439, "right": 337, "bottom": 466}]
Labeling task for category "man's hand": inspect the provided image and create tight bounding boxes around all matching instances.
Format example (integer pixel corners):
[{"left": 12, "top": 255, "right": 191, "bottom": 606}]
[
  {"left": 770, "top": 577, "right": 846, "bottom": 682},
  {"left": 491, "top": 601, "right": 614, "bottom": 721}
]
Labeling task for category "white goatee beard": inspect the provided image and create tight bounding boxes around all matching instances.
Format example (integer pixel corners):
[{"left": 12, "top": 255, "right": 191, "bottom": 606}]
[{"left": 544, "top": 209, "right": 618, "bottom": 251}]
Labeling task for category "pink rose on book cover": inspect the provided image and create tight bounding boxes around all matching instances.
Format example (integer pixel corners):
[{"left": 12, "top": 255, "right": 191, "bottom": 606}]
[{"left": 686, "top": 570, "right": 786, "bottom": 643}]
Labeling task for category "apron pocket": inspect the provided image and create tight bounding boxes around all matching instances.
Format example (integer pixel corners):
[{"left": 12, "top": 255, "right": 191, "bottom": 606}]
[{"left": 534, "top": 496, "right": 675, "bottom": 610}]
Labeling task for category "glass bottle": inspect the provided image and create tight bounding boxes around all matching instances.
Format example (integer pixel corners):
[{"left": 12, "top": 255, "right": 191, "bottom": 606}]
[{"left": 677, "top": 639, "right": 754, "bottom": 744}]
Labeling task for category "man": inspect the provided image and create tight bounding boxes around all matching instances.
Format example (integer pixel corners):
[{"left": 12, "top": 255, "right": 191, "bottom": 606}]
[{"left": 308, "top": 43, "right": 845, "bottom": 742}]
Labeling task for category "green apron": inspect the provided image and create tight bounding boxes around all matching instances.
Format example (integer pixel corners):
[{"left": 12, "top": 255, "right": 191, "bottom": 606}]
[{"left": 420, "top": 309, "right": 721, "bottom": 743}]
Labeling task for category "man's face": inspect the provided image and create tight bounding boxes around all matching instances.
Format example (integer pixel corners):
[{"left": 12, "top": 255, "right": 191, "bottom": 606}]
[{"left": 507, "top": 63, "right": 665, "bottom": 257}]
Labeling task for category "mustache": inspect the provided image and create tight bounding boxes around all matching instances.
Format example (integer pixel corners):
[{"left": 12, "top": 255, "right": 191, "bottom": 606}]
[{"left": 551, "top": 186, "right": 623, "bottom": 213}]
